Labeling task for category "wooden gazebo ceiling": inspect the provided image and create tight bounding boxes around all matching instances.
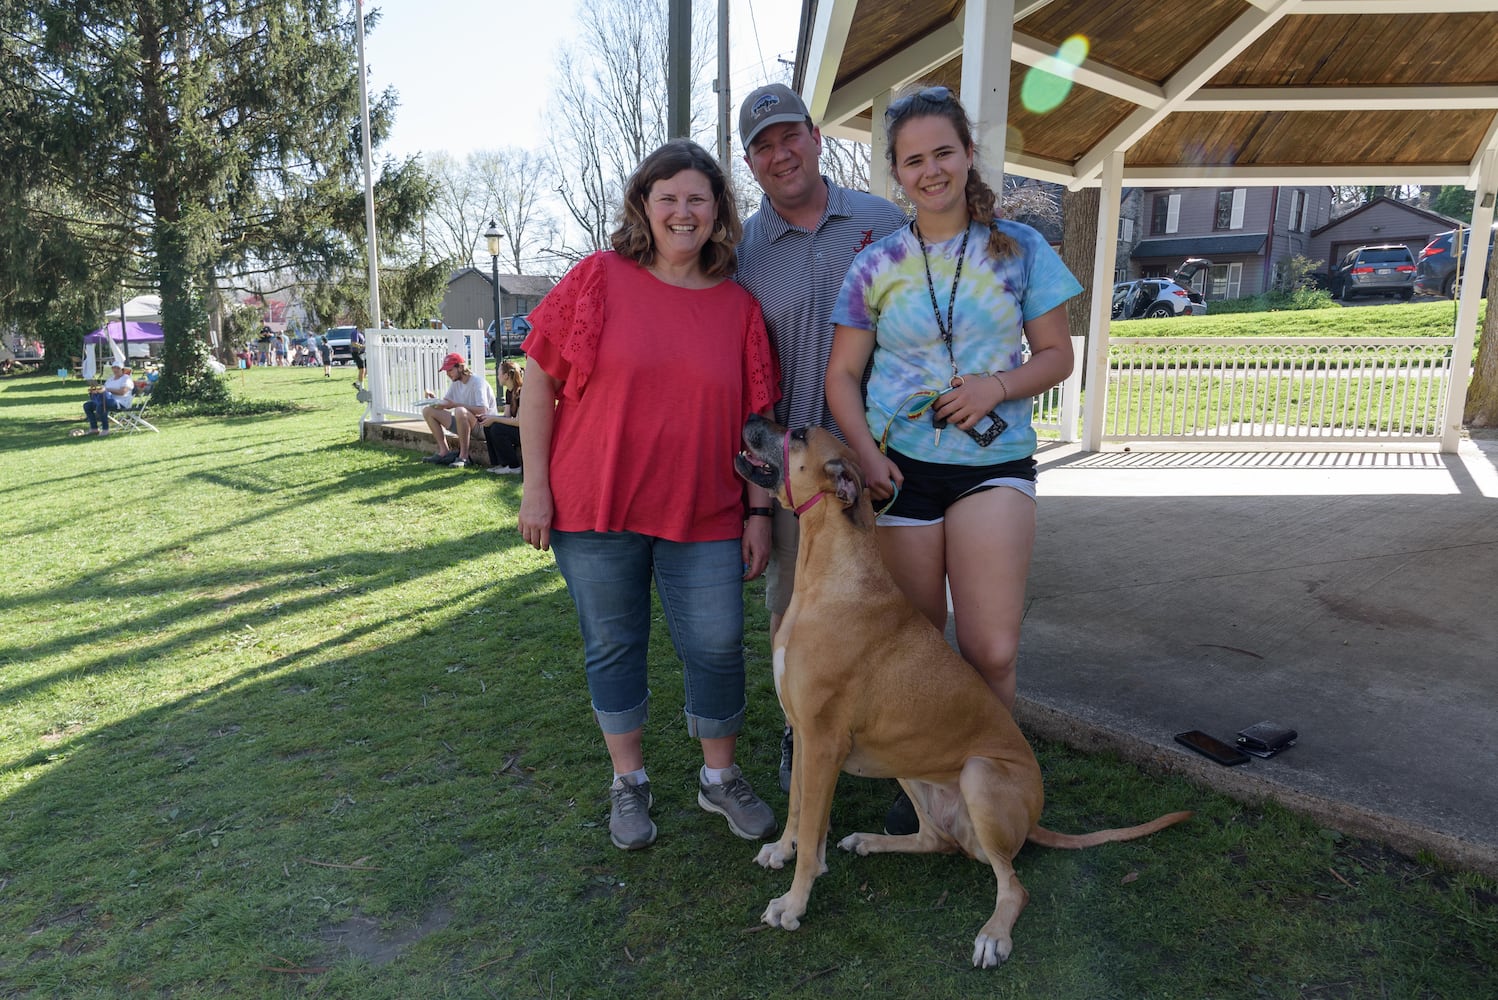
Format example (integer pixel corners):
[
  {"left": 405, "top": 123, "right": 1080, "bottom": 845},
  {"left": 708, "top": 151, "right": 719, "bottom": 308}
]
[{"left": 797, "top": 0, "right": 1498, "bottom": 188}]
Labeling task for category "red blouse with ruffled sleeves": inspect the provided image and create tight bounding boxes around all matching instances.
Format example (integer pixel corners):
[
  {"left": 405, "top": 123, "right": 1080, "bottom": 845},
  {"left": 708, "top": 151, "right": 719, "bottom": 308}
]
[{"left": 522, "top": 251, "right": 780, "bottom": 542}]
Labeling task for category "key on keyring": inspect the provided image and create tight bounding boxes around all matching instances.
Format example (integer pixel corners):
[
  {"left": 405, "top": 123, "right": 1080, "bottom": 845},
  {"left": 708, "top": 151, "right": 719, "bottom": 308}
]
[{"left": 932, "top": 407, "right": 945, "bottom": 447}]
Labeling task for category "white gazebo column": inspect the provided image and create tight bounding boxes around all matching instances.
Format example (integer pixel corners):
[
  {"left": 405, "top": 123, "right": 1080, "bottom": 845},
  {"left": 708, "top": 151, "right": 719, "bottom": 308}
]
[
  {"left": 960, "top": 0, "right": 1014, "bottom": 169},
  {"left": 1442, "top": 149, "right": 1497, "bottom": 452},
  {"left": 870, "top": 90, "right": 892, "bottom": 201},
  {"left": 1082, "top": 151, "right": 1125, "bottom": 451}
]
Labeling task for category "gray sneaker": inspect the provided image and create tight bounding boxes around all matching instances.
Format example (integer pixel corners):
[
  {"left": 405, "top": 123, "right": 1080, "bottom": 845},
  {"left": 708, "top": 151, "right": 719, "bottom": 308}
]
[
  {"left": 609, "top": 778, "right": 656, "bottom": 851},
  {"left": 698, "top": 765, "right": 776, "bottom": 840}
]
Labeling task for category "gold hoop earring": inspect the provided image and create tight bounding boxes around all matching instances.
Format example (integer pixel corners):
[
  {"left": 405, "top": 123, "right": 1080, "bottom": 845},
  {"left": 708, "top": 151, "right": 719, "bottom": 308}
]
[{"left": 711, "top": 224, "right": 728, "bottom": 244}]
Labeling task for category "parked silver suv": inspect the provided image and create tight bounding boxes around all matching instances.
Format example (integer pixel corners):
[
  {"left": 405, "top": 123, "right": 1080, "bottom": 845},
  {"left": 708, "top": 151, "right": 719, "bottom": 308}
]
[{"left": 1330, "top": 245, "right": 1416, "bottom": 301}]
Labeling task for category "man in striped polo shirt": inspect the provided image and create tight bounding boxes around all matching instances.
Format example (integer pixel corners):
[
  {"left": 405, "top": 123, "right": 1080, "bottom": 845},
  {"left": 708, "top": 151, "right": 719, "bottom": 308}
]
[{"left": 735, "top": 83, "right": 908, "bottom": 792}]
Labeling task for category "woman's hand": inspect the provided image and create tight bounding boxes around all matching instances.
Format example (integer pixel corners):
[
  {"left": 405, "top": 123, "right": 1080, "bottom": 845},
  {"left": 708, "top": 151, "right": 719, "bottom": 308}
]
[
  {"left": 858, "top": 444, "right": 902, "bottom": 503},
  {"left": 741, "top": 515, "right": 771, "bottom": 580},
  {"left": 931, "top": 374, "right": 1007, "bottom": 431},
  {"left": 518, "top": 485, "right": 554, "bottom": 552}
]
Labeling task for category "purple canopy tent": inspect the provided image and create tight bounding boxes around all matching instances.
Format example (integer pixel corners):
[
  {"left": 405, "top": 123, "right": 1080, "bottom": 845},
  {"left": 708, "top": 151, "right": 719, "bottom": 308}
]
[
  {"left": 84, "top": 320, "right": 165, "bottom": 344},
  {"left": 85, "top": 320, "right": 164, "bottom": 369}
]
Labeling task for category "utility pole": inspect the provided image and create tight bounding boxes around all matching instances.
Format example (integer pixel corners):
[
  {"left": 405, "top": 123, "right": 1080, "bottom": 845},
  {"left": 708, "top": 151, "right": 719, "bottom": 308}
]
[
  {"left": 668, "top": 0, "right": 690, "bottom": 139},
  {"left": 715, "top": 0, "right": 730, "bottom": 163}
]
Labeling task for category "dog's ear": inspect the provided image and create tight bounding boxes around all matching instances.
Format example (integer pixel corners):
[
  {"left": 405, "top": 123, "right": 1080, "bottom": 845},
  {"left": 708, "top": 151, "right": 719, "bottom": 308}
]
[{"left": 828, "top": 456, "right": 863, "bottom": 506}]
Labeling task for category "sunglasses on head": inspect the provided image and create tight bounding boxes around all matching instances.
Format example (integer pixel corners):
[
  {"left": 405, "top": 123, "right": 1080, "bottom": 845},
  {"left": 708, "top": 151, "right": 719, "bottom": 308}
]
[{"left": 884, "top": 85, "right": 954, "bottom": 122}]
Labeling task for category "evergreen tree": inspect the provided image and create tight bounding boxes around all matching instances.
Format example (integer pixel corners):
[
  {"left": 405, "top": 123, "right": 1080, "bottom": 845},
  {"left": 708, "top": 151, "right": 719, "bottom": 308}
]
[
  {"left": 2, "top": 1, "right": 432, "bottom": 403},
  {"left": 1430, "top": 186, "right": 1475, "bottom": 222}
]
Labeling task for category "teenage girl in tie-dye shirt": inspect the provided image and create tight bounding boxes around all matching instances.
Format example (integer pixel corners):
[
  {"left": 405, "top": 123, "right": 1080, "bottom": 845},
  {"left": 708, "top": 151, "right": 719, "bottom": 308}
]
[{"left": 827, "top": 86, "right": 1082, "bottom": 716}]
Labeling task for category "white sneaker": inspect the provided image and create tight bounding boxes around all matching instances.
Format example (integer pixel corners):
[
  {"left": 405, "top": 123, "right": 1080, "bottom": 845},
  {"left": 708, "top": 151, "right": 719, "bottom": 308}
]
[{"left": 487, "top": 465, "right": 522, "bottom": 475}]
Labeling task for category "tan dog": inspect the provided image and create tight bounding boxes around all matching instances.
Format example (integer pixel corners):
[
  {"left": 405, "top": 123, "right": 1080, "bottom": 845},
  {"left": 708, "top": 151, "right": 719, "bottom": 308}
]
[{"left": 734, "top": 415, "right": 1190, "bottom": 968}]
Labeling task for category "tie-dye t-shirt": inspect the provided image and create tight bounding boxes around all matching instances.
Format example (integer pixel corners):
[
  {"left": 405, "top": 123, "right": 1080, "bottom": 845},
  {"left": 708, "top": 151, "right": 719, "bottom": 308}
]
[{"left": 831, "top": 219, "right": 1082, "bottom": 465}]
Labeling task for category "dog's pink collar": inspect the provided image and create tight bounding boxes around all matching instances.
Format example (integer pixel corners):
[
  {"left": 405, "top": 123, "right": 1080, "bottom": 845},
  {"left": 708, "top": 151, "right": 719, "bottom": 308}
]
[{"left": 783, "top": 429, "right": 824, "bottom": 516}]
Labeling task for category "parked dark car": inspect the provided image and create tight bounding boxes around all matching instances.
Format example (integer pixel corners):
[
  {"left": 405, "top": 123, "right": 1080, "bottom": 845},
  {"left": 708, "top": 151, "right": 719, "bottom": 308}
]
[
  {"left": 1329, "top": 245, "right": 1416, "bottom": 301},
  {"left": 485, "top": 314, "right": 530, "bottom": 357},
  {"left": 1415, "top": 227, "right": 1495, "bottom": 299},
  {"left": 323, "top": 326, "right": 360, "bottom": 363}
]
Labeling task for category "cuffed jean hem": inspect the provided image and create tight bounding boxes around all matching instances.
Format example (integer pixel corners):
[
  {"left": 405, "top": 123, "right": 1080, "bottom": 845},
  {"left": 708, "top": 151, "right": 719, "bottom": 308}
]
[
  {"left": 552, "top": 530, "right": 747, "bottom": 730},
  {"left": 684, "top": 704, "right": 746, "bottom": 740},
  {"left": 594, "top": 694, "right": 650, "bottom": 736}
]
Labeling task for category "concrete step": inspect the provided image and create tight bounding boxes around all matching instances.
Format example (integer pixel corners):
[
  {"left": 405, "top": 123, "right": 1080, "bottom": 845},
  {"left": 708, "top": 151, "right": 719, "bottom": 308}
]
[{"left": 363, "top": 418, "right": 501, "bottom": 466}]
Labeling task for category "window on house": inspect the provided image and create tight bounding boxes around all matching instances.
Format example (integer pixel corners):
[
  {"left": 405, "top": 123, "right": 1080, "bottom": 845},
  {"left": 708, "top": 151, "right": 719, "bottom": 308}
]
[
  {"left": 1120, "top": 217, "right": 1134, "bottom": 242},
  {"left": 1288, "top": 190, "right": 1307, "bottom": 233},
  {"left": 1151, "top": 194, "right": 1179, "bottom": 235},
  {"left": 1215, "top": 188, "right": 1246, "bottom": 230},
  {"left": 1208, "top": 262, "right": 1243, "bottom": 300}
]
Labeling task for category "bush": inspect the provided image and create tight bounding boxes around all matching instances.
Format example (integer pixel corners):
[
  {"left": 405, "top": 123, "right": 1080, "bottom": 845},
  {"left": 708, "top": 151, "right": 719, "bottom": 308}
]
[
  {"left": 153, "top": 397, "right": 302, "bottom": 418},
  {"left": 1209, "top": 288, "right": 1337, "bottom": 314}
]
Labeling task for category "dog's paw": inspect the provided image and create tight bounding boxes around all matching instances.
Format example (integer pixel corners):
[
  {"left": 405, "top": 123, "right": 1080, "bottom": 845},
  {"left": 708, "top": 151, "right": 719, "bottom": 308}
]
[
  {"left": 971, "top": 932, "right": 1013, "bottom": 969},
  {"left": 755, "top": 840, "right": 794, "bottom": 869},
  {"left": 837, "top": 832, "right": 872, "bottom": 855},
  {"left": 761, "top": 895, "right": 803, "bottom": 931}
]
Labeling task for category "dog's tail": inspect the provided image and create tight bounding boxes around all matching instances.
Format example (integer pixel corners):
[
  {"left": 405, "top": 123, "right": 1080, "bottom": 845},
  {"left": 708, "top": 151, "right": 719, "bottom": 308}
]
[{"left": 1027, "top": 810, "right": 1193, "bottom": 849}]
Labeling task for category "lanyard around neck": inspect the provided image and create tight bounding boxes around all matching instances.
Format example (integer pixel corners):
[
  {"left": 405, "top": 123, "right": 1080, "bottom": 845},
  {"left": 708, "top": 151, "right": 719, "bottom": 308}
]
[{"left": 915, "top": 221, "right": 970, "bottom": 385}]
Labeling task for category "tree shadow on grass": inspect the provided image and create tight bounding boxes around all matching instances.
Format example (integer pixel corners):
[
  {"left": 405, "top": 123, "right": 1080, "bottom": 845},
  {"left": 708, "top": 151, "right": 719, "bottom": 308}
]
[
  {"left": 0, "top": 519, "right": 552, "bottom": 720},
  {"left": 0, "top": 545, "right": 598, "bottom": 993}
]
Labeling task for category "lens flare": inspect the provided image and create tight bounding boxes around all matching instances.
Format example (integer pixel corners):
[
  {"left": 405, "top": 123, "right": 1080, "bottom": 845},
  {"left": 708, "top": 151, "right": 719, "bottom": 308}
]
[{"left": 1021, "top": 34, "right": 1090, "bottom": 115}]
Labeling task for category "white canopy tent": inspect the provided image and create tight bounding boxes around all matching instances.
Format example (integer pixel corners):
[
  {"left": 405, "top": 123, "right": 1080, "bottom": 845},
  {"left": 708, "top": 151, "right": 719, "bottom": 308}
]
[{"left": 103, "top": 294, "right": 162, "bottom": 324}]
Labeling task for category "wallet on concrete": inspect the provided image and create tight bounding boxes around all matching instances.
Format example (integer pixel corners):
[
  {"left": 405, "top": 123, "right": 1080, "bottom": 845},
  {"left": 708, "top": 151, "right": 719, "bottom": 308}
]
[{"left": 1237, "top": 722, "right": 1297, "bottom": 757}]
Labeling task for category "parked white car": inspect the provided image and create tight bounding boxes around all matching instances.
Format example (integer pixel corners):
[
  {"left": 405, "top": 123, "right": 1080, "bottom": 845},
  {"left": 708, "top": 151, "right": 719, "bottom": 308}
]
[
  {"left": 1111, "top": 279, "right": 1207, "bottom": 319},
  {"left": 1112, "top": 258, "right": 1212, "bottom": 319}
]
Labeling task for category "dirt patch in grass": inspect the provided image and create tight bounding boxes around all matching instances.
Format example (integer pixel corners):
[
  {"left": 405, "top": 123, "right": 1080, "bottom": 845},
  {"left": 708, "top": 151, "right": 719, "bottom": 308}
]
[{"left": 315, "top": 901, "right": 454, "bottom": 968}]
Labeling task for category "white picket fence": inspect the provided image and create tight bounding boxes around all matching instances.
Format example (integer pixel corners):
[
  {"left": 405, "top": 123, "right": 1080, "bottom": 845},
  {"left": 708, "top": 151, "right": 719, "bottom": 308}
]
[
  {"left": 1097, "top": 337, "right": 1456, "bottom": 450},
  {"left": 363, "top": 329, "right": 485, "bottom": 421},
  {"left": 358, "top": 331, "right": 1453, "bottom": 453}
]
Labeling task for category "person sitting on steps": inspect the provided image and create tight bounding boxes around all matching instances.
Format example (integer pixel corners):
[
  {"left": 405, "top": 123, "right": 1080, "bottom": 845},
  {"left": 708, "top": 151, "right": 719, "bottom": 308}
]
[
  {"left": 420, "top": 352, "right": 498, "bottom": 469},
  {"left": 480, "top": 359, "right": 524, "bottom": 475}
]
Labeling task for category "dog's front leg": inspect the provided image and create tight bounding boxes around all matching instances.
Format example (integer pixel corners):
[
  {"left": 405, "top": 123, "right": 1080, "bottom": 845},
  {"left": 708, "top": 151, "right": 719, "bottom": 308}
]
[
  {"left": 755, "top": 726, "right": 802, "bottom": 871},
  {"left": 761, "top": 737, "right": 843, "bottom": 931}
]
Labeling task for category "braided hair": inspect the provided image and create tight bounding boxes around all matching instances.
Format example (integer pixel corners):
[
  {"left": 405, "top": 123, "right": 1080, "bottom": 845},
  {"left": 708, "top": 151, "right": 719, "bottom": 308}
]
[{"left": 884, "top": 85, "right": 1018, "bottom": 260}]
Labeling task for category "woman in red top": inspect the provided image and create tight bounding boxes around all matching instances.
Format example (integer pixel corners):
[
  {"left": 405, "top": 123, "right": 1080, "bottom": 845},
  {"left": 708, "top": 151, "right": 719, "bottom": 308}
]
[{"left": 518, "top": 140, "right": 781, "bottom": 851}]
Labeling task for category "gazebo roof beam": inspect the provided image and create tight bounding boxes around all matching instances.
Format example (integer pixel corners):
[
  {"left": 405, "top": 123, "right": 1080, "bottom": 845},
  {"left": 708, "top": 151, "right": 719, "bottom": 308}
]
[
  {"left": 1115, "top": 164, "right": 1473, "bottom": 187},
  {"left": 1071, "top": 0, "right": 1299, "bottom": 186},
  {"left": 1186, "top": 87, "right": 1498, "bottom": 112}
]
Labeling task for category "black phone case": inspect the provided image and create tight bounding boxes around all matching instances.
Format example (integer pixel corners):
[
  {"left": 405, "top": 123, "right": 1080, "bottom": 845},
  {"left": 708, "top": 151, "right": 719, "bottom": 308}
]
[
  {"left": 1175, "top": 730, "right": 1251, "bottom": 766},
  {"left": 965, "top": 411, "right": 1007, "bottom": 447}
]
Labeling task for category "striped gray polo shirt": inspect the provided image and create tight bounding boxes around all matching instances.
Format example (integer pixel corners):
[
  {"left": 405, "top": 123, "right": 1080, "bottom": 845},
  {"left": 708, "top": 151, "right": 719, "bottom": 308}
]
[{"left": 736, "top": 178, "right": 907, "bottom": 440}]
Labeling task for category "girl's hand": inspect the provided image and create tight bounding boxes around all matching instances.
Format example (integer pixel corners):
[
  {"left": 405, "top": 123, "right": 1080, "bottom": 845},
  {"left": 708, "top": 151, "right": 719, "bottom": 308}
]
[
  {"left": 859, "top": 445, "right": 902, "bottom": 503},
  {"left": 932, "top": 375, "right": 1006, "bottom": 430}
]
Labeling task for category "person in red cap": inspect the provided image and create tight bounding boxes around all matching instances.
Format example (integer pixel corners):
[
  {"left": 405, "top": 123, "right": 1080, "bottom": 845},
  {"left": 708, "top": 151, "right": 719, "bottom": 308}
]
[{"left": 419, "top": 352, "right": 498, "bottom": 468}]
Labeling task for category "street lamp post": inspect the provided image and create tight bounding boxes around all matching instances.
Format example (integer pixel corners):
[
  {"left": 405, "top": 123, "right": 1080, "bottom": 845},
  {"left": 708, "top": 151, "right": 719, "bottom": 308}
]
[{"left": 485, "top": 219, "right": 504, "bottom": 360}]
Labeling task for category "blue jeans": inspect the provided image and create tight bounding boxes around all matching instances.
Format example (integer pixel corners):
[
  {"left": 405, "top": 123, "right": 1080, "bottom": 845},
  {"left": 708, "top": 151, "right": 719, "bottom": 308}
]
[
  {"left": 550, "top": 530, "right": 746, "bottom": 740},
  {"left": 84, "top": 393, "right": 129, "bottom": 430}
]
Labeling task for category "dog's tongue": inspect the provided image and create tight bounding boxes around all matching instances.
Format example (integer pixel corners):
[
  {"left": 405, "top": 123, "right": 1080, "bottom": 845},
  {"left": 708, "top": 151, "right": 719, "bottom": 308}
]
[{"left": 740, "top": 450, "right": 772, "bottom": 472}]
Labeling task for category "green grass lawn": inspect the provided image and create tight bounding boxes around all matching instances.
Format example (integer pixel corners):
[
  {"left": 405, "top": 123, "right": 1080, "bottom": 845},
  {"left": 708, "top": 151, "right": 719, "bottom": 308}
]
[
  {"left": 2, "top": 365, "right": 1495, "bottom": 998},
  {"left": 1112, "top": 296, "right": 1485, "bottom": 339}
]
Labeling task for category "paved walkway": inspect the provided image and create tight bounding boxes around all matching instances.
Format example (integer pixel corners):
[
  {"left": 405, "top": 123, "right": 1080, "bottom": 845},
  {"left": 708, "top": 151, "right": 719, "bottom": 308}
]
[{"left": 1009, "top": 434, "right": 1498, "bottom": 876}]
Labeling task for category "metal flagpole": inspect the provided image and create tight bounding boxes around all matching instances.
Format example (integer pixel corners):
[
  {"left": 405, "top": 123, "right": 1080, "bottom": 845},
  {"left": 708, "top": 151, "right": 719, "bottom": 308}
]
[{"left": 354, "top": 0, "right": 382, "bottom": 330}]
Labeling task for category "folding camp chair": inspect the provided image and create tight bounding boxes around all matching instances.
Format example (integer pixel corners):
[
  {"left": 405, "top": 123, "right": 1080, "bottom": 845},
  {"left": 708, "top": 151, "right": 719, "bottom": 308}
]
[{"left": 110, "top": 383, "right": 158, "bottom": 433}]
